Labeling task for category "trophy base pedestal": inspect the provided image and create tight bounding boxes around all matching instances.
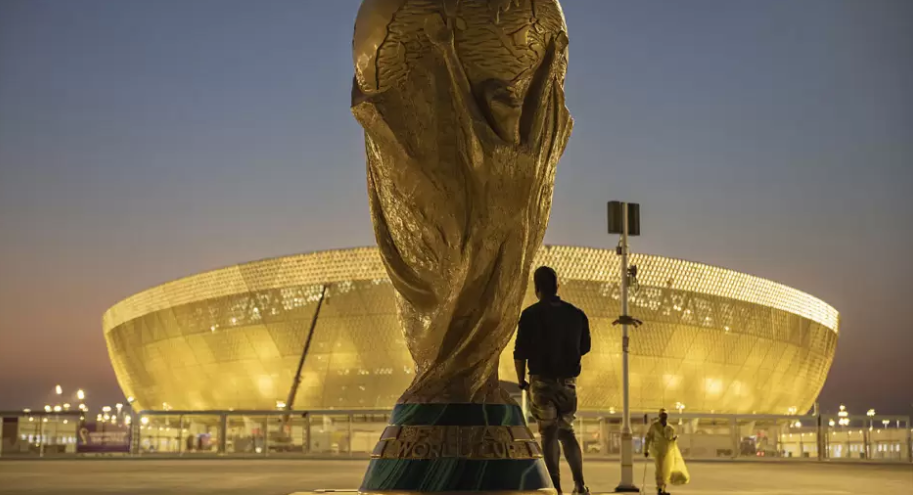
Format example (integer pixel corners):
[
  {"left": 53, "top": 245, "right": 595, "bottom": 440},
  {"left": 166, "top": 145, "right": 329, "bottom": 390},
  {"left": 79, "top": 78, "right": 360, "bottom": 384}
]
[{"left": 359, "top": 403, "right": 554, "bottom": 494}]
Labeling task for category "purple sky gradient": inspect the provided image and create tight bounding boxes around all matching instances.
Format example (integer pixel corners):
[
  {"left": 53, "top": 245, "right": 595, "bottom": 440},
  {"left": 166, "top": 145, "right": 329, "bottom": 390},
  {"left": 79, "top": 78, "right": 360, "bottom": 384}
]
[{"left": 0, "top": 0, "right": 911, "bottom": 414}]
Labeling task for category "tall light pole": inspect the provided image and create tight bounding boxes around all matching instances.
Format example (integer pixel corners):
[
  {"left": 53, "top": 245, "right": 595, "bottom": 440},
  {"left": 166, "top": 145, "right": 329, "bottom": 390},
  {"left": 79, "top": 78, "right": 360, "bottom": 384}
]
[
  {"left": 865, "top": 409, "right": 876, "bottom": 460},
  {"left": 608, "top": 201, "right": 641, "bottom": 493}
]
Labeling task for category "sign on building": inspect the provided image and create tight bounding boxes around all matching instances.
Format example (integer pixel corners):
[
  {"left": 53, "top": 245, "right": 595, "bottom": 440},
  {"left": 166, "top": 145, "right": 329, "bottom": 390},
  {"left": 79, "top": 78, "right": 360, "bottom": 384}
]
[{"left": 77, "top": 423, "right": 131, "bottom": 454}]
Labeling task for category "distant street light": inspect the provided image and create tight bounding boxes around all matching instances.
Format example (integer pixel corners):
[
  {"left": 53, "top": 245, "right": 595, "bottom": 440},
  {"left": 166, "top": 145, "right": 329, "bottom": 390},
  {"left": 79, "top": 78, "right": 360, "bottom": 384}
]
[
  {"left": 76, "top": 389, "right": 85, "bottom": 401},
  {"left": 55, "top": 385, "right": 62, "bottom": 395}
]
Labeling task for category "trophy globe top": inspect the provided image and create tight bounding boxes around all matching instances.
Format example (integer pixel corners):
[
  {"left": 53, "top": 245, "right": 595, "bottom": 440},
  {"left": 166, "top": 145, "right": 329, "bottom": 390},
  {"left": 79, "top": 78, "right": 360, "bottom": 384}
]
[{"left": 353, "top": 0, "right": 568, "bottom": 97}]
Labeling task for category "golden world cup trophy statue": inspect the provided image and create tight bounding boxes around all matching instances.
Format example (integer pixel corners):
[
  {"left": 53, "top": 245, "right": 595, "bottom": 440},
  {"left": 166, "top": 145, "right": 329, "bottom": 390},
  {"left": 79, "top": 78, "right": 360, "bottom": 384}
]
[{"left": 351, "top": 1, "right": 572, "bottom": 492}]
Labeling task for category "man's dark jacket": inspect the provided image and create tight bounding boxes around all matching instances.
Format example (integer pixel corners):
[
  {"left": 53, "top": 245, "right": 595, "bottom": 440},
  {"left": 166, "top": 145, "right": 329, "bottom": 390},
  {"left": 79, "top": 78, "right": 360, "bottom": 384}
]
[{"left": 514, "top": 296, "right": 591, "bottom": 378}]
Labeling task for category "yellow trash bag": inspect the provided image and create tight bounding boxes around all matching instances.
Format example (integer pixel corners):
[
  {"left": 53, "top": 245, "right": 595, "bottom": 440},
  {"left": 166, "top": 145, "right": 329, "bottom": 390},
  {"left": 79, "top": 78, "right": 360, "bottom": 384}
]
[{"left": 669, "top": 442, "right": 690, "bottom": 486}]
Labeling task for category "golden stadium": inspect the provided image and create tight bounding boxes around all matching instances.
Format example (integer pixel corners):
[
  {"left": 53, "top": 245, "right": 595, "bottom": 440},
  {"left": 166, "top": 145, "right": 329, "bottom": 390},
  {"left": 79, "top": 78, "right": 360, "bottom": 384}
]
[{"left": 103, "top": 246, "right": 839, "bottom": 415}]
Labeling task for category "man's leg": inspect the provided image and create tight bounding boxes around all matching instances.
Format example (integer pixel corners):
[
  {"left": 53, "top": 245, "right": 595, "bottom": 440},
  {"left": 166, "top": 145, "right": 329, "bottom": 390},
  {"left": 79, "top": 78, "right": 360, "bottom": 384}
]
[
  {"left": 554, "top": 379, "right": 586, "bottom": 493},
  {"left": 654, "top": 458, "right": 665, "bottom": 494},
  {"left": 539, "top": 423, "right": 562, "bottom": 493},
  {"left": 529, "top": 377, "right": 562, "bottom": 493},
  {"left": 557, "top": 427, "right": 585, "bottom": 491}
]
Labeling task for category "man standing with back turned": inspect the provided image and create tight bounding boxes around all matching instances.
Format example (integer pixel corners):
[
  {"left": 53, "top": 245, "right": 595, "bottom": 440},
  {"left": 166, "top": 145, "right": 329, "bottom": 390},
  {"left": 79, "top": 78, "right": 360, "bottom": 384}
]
[{"left": 515, "top": 266, "right": 591, "bottom": 495}]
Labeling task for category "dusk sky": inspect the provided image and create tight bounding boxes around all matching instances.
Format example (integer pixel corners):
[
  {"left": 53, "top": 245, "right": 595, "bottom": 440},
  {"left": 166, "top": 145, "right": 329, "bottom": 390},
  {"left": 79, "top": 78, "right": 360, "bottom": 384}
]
[{"left": 1, "top": 0, "right": 911, "bottom": 414}]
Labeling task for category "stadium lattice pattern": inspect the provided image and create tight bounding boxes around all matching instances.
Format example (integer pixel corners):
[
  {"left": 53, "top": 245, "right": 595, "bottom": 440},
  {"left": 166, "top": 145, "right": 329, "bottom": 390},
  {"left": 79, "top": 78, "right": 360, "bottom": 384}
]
[{"left": 103, "top": 246, "right": 838, "bottom": 414}]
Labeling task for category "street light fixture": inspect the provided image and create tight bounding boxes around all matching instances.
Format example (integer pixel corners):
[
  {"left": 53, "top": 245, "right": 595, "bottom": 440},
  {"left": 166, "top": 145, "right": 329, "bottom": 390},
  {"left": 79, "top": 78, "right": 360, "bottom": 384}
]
[
  {"left": 608, "top": 200, "right": 641, "bottom": 493},
  {"left": 76, "top": 389, "right": 85, "bottom": 401},
  {"left": 55, "top": 385, "right": 62, "bottom": 395}
]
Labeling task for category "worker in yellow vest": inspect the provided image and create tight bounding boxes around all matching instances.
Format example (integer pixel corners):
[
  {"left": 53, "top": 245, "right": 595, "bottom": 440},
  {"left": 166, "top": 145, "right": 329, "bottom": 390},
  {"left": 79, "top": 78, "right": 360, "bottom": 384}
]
[{"left": 645, "top": 409, "right": 678, "bottom": 495}]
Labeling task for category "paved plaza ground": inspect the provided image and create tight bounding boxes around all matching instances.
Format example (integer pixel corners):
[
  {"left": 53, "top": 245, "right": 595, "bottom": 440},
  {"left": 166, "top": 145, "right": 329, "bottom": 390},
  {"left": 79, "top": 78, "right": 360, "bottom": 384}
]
[{"left": 0, "top": 459, "right": 909, "bottom": 495}]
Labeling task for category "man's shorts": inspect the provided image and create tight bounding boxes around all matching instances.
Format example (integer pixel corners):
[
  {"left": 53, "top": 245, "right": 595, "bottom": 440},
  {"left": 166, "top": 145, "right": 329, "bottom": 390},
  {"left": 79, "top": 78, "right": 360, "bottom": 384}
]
[{"left": 528, "top": 376, "right": 577, "bottom": 431}]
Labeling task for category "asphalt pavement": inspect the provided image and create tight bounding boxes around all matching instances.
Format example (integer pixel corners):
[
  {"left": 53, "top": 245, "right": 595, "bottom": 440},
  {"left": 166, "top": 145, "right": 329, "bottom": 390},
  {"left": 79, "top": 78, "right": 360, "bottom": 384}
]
[{"left": 0, "top": 458, "right": 909, "bottom": 495}]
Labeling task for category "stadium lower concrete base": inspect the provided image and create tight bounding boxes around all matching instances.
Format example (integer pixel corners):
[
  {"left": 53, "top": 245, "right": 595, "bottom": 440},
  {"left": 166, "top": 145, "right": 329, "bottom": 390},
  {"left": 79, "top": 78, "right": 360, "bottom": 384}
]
[{"left": 0, "top": 459, "right": 910, "bottom": 495}]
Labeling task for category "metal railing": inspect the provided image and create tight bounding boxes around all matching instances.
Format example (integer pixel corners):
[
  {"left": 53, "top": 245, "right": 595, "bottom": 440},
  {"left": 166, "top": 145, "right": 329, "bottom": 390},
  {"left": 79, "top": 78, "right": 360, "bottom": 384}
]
[{"left": 1, "top": 409, "right": 910, "bottom": 463}]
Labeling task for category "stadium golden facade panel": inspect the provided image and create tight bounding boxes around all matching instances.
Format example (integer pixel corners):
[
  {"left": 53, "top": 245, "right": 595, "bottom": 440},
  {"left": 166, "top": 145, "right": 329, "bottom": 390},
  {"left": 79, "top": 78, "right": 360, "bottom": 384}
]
[{"left": 103, "top": 246, "right": 838, "bottom": 414}]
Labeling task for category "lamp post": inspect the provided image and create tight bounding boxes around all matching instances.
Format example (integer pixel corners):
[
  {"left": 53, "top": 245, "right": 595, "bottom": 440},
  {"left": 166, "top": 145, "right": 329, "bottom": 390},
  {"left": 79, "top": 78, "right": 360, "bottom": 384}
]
[
  {"left": 608, "top": 201, "right": 641, "bottom": 493},
  {"left": 865, "top": 409, "right": 875, "bottom": 459}
]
